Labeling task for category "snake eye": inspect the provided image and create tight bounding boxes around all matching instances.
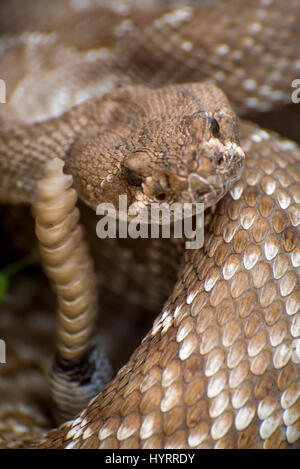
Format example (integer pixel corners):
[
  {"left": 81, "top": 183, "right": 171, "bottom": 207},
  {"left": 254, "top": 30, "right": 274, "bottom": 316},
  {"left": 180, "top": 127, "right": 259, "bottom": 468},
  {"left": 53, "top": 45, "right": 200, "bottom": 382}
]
[
  {"left": 124, "top": 167, "right": 142, "bottom": 186},
  {"left": 155, "top": 193, "right": 166, "bottom": 201},
  {"left": 210, "top": 118, "right": 220, "bottom": 138}
]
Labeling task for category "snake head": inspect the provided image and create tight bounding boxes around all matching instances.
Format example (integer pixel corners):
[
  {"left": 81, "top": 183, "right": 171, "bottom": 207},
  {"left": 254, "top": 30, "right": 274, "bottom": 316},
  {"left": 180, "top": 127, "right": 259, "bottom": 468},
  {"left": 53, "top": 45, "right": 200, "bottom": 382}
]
[
  {"left": 66, "top": 83, "right": 245, "bottom": 213},
  {"left": 121, "top": 84, "right": 245, "bottom": 210}
]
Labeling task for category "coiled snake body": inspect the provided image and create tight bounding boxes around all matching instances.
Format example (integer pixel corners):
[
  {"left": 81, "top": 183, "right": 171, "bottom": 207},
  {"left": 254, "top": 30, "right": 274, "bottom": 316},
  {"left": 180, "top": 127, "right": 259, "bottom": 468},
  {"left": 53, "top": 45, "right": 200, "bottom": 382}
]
[{"left": 0, "top": 0, "right": 299, "bottom": 449}]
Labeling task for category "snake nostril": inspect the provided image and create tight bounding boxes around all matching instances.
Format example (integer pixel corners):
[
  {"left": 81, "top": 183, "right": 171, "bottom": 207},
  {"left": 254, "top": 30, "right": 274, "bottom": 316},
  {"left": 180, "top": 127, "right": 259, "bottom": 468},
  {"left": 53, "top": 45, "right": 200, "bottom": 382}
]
[
  {"left": 216, "top": 154, "right": 225, "bottom": 166},
  {"left": 209, "top": 117, "right": 220, "bottom": 138}
]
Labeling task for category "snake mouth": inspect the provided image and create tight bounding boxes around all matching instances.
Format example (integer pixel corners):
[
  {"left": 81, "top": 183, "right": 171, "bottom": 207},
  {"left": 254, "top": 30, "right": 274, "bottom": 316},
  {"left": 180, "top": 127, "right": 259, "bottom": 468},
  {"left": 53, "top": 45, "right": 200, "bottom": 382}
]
[
  {"left": 186, "top": 137, "right": 245, "bottom": 206},
  {"left": 189, "top": 174, "right": 216, "bottom": 194},
  {"left": 187, "top": 172, "right": 226, "bottom": 206},
  {"left": 187, "top": 159, "right": 244, "bottom": 208}
]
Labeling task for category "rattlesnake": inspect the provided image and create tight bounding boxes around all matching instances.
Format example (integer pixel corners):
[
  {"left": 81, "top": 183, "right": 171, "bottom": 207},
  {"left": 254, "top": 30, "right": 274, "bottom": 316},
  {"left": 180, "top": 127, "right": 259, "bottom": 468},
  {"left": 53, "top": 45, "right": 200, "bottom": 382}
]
[{"left": 0, "top": 0, "right": 299, "bottom": 449}]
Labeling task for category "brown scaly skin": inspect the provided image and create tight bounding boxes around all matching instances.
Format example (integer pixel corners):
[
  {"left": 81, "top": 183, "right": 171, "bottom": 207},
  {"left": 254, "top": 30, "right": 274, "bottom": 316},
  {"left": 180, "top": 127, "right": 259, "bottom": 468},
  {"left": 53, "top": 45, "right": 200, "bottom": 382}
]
[
  {"left": 39, "top": 120, "right": 300, "bottom": 450},
  {"left": 65, "top": 84, "right": 244, "bottom": 210},
  {"left": 0, "top": 0, "right": 299, "bottom": 449}
]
